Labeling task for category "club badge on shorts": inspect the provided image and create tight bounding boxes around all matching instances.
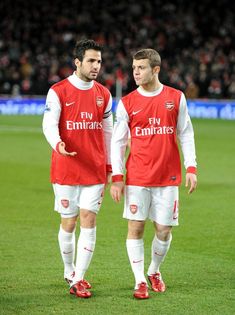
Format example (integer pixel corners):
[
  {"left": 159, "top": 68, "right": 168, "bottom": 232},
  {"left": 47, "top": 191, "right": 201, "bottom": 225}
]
[
  {"left": 61, "top": 199, "right": 69, "bottom": 208},
  {"left": 96, "top": 96, "right": 104, "bottom": 107},
  {"left": 165, "top": 100, "right": 174, "bottom": 111},
  {"left": 130, "top": 204, "right": 138, "bottom": 214}
]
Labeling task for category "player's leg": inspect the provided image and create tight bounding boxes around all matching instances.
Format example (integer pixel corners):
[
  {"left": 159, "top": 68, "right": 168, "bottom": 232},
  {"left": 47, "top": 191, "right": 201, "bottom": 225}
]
[
  {"left": 59, "top": 216, "right": 77, "bottom": 284},
  {"left": 73, "top": 210, "right": 96, "bottom": 283},
  {"left": 70, "top": 184, "right": 104, "bottom": 298},
  {"left": 147, "top": 223, "right": 172, "bottom": 292},
  {"left": 147, "top": 186, "right": 179, "bottom": 292},
  {"left": 124, "top": 185, "right": 151, "bottom": 299},
  {"left": 53, "top": 184, "right": 80, "bottom": 284},
  {"left": 127, "top": 220, "right": 149, "bottom": 299}
]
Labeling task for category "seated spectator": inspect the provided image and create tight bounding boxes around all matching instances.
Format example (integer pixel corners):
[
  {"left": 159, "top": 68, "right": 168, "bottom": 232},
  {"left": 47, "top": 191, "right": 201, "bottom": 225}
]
[{"left": 0, "top": 0, "right": 234, "bottom": 98}]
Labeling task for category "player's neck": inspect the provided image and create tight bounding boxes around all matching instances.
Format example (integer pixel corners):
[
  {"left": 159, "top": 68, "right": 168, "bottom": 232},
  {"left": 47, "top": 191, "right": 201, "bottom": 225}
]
[
  {"left": 72, "top": 71, "right": 93, "bottom": 89},
  {"left": 75, "top": 70, "right": 92, "bottom": 83},
  {"left": 140, "top": 77, "right": 161, "bottom": 92}
]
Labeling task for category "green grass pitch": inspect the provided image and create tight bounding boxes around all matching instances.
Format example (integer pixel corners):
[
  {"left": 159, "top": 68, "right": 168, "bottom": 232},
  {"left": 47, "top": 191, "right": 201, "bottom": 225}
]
[{"left": 0, "top": 115, "right": 234, "bottom": 315}]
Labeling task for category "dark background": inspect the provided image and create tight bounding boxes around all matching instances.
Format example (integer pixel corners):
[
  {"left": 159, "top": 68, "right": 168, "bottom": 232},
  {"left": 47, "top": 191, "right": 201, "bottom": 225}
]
[{"left": 0, "top": 0, "right": 234, "bottom": 98}]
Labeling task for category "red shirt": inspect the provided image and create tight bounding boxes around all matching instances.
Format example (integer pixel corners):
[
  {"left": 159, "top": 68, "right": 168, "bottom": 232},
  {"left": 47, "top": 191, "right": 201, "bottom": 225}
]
[
  {"left": 44, "top": 76, "right": 112, "bottom": 185},
  {"left": 111, "top": 84, "right": 197, "bottom": 186},
  {"left": 123, "top": 86, "right": 182, "bottom": 186}
]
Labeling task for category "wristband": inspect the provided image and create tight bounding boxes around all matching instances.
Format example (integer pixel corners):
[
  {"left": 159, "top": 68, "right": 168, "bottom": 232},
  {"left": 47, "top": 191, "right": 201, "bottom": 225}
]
[
  {"left": 186, "top": 166, "right": 197, "bottom": 174},
  {"left": 112, "top": 175, "right": 124, "bottom": 182}
]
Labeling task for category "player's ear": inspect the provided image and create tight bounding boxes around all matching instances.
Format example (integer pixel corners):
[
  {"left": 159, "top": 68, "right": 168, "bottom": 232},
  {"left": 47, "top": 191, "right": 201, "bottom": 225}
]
[
  {"left": 74, "top": 58, "right": 81, "bottom": 68},
  {"left": 153, "top": 66, "right": 160, "bottom": 75}
]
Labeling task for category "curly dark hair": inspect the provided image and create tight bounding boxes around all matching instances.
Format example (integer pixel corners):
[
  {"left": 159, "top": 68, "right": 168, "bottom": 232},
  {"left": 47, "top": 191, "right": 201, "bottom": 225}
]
[{"left": 73, "top": 39, "right": 102, "bottom": 61}]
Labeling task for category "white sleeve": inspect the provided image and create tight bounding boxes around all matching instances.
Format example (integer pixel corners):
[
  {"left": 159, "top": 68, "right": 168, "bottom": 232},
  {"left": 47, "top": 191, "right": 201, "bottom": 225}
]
[
  {"left": 102, "top": 94, "right": 113, "bottom": 165},
  {"left": 111, "top": 100, "right": 130, "bottom": 175},
  {"left": 177, "top": 93, "right": 197, "bottom": 169},
  {"left": 42, "top": 89, "right": 62, "bottom": 150}
]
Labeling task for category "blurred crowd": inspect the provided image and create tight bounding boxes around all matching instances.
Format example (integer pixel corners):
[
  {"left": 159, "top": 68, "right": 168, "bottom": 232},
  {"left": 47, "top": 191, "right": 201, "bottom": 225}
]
[{"left": 0, "top": 0, "right": 234, "bottom": 99}]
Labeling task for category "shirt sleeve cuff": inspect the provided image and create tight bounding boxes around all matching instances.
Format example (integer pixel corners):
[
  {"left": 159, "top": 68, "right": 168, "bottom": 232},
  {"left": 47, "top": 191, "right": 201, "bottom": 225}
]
[
  {"left": 106, "top": 164, "right": 112, "bottom": 172},
  {"left": 186, "top": 166, "right": 197, "bottom": 174},
  {"left": 112, "top": 175, "right": 124, "bottom": 182}
]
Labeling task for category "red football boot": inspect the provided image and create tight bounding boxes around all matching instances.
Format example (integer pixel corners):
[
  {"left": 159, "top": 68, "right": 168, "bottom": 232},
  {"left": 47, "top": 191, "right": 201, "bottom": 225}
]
[
  {"left": 65, "top": 272, "right": 91, "bottom": 289},
  {"left": 81, "top": 279, "right": 92, "bottom": 289},
  {"left": 133, "top": 282, "right": 149, "bottom": 299},
  {"left": 70, "top": 280, "right": 92, "bottom": 298},
  {"left": 148, "top": 272, "right": 166, "bottom": 292}
]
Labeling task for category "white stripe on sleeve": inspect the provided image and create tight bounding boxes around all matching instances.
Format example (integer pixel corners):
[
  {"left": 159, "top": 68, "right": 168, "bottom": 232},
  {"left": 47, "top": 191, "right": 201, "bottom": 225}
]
[
  {"left": 177, "top": 93, "right": 197, "bottom": 169},
  {"left": 42, "top": 88, "right": 61, "bottom": 150},
  {"left": 102, "top": 94, "right": 113, "bottom": 165},
  {"left": 103, "top": 93, "right": 112, "bottom": 118},
  {"left": 111, "top": 100, "right": 129, "bottom": 176}
]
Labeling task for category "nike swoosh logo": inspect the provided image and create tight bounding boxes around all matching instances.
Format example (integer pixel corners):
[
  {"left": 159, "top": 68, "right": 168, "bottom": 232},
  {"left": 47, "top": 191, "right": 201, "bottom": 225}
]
[
  {"left": 154, "top": 252, "right": 164, "bottom": 256},
  {"left": 133, "top": 259, "right": 143, "bottom": 263},
  {"left": 65, "top": 102, "right": 75, "bottom": 106},
  {"left": 132, "top": 109, "right": 142, "bottom": 115},
  {"left": 63, "top": 251, "right": 73, "bottom": 254},
  {"left": 84, "top": 247, "right": 94, "bottom": 253}
]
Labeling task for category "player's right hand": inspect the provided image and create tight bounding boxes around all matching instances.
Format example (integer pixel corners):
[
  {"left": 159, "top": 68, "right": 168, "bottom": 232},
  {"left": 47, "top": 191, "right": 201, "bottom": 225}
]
[
  {"left": 58, "top": 142, "right": 77, "bottom": 157},
  {"left": 185, "top": 173, "right": 197, "bottom": 194},
  {"left": 110, "top": 181, "right": 124, "bottom": 203}
]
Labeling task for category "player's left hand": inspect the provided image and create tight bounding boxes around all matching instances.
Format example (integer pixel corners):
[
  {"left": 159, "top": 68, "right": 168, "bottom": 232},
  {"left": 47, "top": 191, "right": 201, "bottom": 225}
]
[
  {"left": 185, "top": 173, "right": 197, "bottom": 194},
  {"left": 110, "top": 181, "right": 124, "bottom": 202},
  {"left": 58, "top": 142, "right": 77, "bottom": 157}
]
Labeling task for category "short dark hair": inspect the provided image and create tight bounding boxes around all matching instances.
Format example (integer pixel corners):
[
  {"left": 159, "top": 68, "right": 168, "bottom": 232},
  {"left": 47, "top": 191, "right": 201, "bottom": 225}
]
[
  {"left": 73, "top": 39, "right": 102, "bottom": 61},
  {"left": 133, "top": 49, "right": 161, "bottom": 68}
]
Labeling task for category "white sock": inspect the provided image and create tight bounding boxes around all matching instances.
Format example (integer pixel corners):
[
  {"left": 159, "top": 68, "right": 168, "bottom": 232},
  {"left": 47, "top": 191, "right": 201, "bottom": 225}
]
[
  {"left": 58, "top": 225, "right": 75, "bottom": 277},
  {"left": 74, "top": 227, "right": 96, "bottom": 282},
  {"left": 126, "top": 239, "right": 147, "bottom": 289},
  {"left": 147, "top": 234, "right": 172, "bottom": 276}
]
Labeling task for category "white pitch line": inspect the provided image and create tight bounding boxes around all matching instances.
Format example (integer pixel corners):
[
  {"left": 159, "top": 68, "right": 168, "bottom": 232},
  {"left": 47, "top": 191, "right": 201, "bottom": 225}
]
[{"left": 0, "top": 125, "right": 42, "bottom": 133}]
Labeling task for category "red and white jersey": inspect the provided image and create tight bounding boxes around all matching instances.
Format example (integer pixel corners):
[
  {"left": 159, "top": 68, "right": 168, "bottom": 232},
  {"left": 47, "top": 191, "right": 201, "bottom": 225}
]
[
  {"left": 111, "top": 84, "right": 197, "bottom": 186},
  {"left": 43, "top": 72, "right": 113, "bottom": 185}
]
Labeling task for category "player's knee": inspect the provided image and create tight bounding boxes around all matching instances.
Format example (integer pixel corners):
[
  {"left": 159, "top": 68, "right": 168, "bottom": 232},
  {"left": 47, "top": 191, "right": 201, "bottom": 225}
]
[
  {"left": 61, "top": 217, "right": 77, "bottom": 232},
  {"left": 128, "top": 230, "right": 143, "bottom": 239},
  {"left": 80, "top": 209, "right": 96, "bottom": 228},
  {"left": 156, "top": 227, "right": 172, "bottom": 241},
  {"left": 128, "top": 220, "right": 145, "bottom": 239}
]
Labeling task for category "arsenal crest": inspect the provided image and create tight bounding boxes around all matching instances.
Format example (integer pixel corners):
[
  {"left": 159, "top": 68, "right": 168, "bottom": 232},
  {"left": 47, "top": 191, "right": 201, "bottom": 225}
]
[
  {"left": 165, "top": 100, "right": 174, "bottom": 111},
  {"left": 96, "top": 96, "right": 104, "bottom": 107},
  {"left": 61, "top": 199, "right": 69, "bottom": 208},
  {"left": 130, "top": 204, "right": 138, "bottom": 214}
]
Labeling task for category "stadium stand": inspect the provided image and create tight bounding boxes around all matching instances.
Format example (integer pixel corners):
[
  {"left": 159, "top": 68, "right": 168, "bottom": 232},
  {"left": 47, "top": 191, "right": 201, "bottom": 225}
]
[{"left": 0, "top": 0, "right": 234, "bottom": 98}]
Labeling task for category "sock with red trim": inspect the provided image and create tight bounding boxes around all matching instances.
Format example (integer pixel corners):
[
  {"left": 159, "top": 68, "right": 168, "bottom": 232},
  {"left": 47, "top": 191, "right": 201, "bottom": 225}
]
[
  {"left": 74, "top": 227, "right": 96, "bottom": 283},
  {"left": 58, "top": 225, "right": 75, "bottom": 277},
  {"left": 147, "top": 234, "right": 172, "bottom": 276},
  {"left": 126, "top": 239, "right": 147, "bottom": 289}
]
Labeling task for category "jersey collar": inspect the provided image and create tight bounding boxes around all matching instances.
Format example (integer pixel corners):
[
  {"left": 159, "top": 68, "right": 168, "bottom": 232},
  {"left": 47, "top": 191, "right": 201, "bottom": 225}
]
[
  {"left": 68, "top": 72, "right": 94, "bottom": 90},
  {"left": 137, "top": 84, "right": 163, "bottom": 97}
]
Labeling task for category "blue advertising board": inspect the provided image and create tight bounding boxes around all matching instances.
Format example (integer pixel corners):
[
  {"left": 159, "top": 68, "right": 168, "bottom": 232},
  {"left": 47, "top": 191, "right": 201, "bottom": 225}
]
[
  {"left": 0, "top": 98, "right": 45, "bottom": 115},
  {"left": 0, "top": 97, "right": 235, "bottom": 120},
  {"left": 187, "top": 99, "right": 235, "bottom": 120}
]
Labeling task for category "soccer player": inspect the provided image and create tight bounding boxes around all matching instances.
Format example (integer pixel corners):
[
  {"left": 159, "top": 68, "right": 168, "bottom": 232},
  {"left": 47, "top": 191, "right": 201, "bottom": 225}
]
[
  {"left": 43, "top": 39, "right": 113, "bottom": 298},
  {"left": 110, "top": 49, "right": 197, "bottom": 299}
]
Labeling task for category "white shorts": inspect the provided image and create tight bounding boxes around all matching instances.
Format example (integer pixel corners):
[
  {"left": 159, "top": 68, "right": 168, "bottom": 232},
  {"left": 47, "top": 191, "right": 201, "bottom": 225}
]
[
  {"left": 123, "top": 185, "right": 179, "bottom": 226},
  {"left": 53, "top": 183, "right": 105, "bottom": 218}
]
